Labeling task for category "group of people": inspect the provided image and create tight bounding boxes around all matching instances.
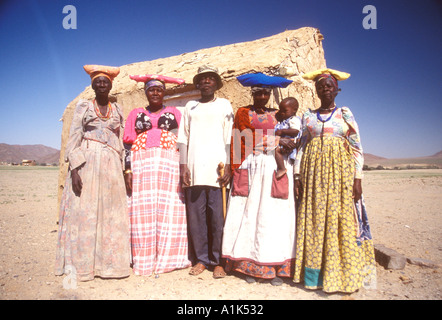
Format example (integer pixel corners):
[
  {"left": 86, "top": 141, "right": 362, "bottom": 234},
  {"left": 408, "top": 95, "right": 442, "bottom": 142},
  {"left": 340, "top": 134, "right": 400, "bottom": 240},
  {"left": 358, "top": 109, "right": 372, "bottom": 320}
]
[{"left": 55, "top": 63, "right": 376, "bottom": 294}]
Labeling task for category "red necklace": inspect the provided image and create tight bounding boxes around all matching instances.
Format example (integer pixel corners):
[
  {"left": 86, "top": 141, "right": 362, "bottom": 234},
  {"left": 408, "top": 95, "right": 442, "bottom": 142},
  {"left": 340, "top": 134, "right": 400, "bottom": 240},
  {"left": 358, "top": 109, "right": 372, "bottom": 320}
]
[{"left": 94, "top": 100, "right": 112, "bottom": 120}]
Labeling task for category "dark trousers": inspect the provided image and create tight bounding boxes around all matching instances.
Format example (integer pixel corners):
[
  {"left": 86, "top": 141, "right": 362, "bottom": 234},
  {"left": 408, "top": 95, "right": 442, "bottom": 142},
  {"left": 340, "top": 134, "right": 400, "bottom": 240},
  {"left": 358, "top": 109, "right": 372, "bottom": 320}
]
[{"left": 185, "top": 186, "right": 224, "bottom": 267}]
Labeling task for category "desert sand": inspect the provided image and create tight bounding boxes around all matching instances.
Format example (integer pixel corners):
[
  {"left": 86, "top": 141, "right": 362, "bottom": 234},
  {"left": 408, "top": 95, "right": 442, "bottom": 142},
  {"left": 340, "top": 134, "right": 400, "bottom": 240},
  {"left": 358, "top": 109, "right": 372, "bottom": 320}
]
[{"left": 0, "top": 166, "right": 441, "bottom": 302}]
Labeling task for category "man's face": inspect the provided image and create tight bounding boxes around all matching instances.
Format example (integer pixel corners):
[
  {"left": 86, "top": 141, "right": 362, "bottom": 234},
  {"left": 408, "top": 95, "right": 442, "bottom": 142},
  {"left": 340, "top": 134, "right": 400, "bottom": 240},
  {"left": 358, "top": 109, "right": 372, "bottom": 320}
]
[{"left": 197, "top": 73, "right": 218, "bottom": 96}]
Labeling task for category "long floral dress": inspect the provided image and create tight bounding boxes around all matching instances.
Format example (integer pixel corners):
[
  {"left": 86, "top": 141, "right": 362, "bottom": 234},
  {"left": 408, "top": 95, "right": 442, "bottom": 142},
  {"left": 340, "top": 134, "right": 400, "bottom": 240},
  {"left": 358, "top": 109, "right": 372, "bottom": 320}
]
[
  {"left": 55, "top": 100, "right": 130, "bottom": 281},
  {"left": 293, "top": 106, "right": 376, "bottom": 293}
]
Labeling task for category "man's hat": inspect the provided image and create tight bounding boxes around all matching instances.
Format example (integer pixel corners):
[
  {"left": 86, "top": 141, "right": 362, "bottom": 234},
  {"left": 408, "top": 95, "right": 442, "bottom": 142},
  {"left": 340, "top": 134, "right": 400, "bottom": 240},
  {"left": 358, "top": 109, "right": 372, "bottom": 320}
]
[{"left": 192, "top": 64, "right": 223, "bottom": 89}]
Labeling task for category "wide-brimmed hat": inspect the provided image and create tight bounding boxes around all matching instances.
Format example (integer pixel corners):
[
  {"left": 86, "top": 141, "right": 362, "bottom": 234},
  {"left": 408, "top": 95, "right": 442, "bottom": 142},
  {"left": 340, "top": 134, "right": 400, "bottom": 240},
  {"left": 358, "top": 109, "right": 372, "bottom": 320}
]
[{"left": 192, "top": 64, "right": 223, "bottom": 89}]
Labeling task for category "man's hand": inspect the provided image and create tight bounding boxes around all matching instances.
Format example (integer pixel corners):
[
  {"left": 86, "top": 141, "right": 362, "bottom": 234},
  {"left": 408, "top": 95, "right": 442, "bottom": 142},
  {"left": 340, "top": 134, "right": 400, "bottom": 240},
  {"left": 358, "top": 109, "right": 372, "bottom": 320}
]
[{"left": 180, "top": 164, "right": 191, "bottom": 187}]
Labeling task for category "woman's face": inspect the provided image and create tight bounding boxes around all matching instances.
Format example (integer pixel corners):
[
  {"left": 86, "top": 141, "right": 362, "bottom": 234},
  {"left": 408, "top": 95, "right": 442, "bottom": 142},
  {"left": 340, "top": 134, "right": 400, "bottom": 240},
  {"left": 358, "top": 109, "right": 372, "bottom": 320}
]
[
  {"left": 315, "top": 78, "right": 338, "bottom": 103},
  {"left": 145, "top": 86, "right": 165, "bottom": 106},
  {"left": 92, "top": 76, "right": 112, "bottom": 96},
  {"left": 252, "top": 90, "right": 271, "bottom": 108}
]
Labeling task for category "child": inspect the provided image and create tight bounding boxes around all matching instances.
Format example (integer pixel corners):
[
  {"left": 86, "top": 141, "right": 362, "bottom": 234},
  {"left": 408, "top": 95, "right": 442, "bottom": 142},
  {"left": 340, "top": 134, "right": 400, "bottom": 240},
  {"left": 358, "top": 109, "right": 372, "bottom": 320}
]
[{"left": 274, "top": 97, "right": 301, "bottom": 179}]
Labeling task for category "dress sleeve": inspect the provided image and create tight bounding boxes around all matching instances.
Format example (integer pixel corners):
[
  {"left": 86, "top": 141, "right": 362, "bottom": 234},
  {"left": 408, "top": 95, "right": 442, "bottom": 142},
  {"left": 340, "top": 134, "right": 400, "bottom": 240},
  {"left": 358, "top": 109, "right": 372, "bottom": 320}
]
[
  {"left": 293, "top": 112, "right": 310, "bottom": 175},
  {"left": 173, "top": 107, "right": 182, "bottom": 128},
  {"left": 114, "top": 102, "right": 125, "bottom": 157},
  {"left": 122, "top": 109, "right": 139, "bottom": 171},
  {"left": 341, "top": 107, "right": 364, "bottom": 179},
  {"left": 65, "top": 100, "right": 89, "bottom": 170},
  {"left": 230, "top": 107, "right": 253, "bottom": 171},
  {"left": 123, "top": 109, "right": 139, "bottom": 145},
  {"left": 289, "top": 115, "right": 302, "bottom": 131}
]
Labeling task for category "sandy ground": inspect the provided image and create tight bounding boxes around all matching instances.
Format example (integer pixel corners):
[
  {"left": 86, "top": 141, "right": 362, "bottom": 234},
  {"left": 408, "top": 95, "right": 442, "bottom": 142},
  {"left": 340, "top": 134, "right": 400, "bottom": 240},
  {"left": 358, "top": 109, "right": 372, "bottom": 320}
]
[{"left": 0, "top": 166, "right": 441, "bottom": 301}]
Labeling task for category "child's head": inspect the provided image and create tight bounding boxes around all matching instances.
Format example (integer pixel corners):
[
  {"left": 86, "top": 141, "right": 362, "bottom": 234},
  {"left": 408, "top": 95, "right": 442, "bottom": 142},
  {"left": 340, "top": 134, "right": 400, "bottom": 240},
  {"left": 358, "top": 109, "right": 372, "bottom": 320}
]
[{"left": 276, "top": 97, "right": 299, "bottom": 121}]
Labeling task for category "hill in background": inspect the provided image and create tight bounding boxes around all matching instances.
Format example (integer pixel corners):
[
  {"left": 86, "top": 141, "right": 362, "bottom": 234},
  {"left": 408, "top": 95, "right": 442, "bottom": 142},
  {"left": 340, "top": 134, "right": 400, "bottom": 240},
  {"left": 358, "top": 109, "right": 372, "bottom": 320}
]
[
  {"left": 364, "top": 151, "right": 442, "bottom": 169},
  {"left": 0, "top": 143, "right": 59, "bottom": 165},
  {"left": 0, "top": 143, "right": 441, "bottom": 169}
]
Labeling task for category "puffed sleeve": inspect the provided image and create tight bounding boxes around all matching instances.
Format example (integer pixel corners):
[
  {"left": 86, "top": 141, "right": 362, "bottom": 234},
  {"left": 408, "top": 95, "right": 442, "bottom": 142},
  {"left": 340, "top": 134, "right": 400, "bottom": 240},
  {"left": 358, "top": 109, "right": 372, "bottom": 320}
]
[
  {"left": 113, "top": 102, "right": 125, "bottom": 161},
  {"left": 341, "top": 107, "right": 364, "bottom": 179},
  {"left": 293, "top": 111, "right": 311, "bottom": 175},
  {"left": 289, "top": 115, "right": 302, "bottom": 132},
  {"left": 65, "top": 100, "right": 89, "bottom": 170},
  {"left": 122, "top": 108, "right": 140, "bottom": 170},
  {"left": 230, "top": 107, "right": 253, "bottom": 171},
  {"left": 123, "top": 109, "right": 139, "bottom": 145}
]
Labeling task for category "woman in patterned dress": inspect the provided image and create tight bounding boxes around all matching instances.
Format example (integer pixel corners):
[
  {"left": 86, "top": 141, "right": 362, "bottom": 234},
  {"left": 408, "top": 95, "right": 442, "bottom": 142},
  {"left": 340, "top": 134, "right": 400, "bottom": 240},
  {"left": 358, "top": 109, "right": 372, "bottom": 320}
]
[
  {"left": 123, "top": 75, "right": 191, "bottom": 276},
  {"left": 55, "top": 65, "right": 130, "bottom": 281},
  {"left": 293, "top": 68, "right": 376, "bottom": 293},
  {"left": 222, "top": 73, "right": 297, "bottom": 286}
]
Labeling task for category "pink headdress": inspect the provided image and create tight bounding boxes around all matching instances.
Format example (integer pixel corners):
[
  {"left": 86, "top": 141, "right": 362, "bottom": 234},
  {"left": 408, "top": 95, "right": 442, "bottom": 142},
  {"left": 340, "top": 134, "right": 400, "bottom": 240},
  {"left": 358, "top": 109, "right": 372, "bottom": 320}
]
[{"left": 129, "top": 74, "right": 185, "bottom": 87}]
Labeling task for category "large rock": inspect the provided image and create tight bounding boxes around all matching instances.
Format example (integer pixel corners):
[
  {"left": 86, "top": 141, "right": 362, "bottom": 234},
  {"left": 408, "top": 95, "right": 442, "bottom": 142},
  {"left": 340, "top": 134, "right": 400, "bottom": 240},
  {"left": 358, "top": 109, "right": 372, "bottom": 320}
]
[{"left": 57, "top": 27, "right": 327, "bottom": 217}]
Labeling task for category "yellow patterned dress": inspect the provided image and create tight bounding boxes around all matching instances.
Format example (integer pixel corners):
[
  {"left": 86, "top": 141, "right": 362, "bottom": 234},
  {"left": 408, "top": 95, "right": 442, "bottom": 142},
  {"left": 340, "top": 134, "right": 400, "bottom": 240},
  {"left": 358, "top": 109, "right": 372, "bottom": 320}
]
[{"left": 293, "top": 106, "right": 376, "bottom": 293}]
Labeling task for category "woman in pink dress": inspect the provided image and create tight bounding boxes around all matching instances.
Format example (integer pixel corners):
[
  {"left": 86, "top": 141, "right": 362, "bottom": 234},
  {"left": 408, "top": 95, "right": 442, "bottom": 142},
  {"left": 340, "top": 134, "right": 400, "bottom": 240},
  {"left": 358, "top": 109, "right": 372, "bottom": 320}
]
[{"left": 123, "top": 75, "right": 191, "bottom": 276}]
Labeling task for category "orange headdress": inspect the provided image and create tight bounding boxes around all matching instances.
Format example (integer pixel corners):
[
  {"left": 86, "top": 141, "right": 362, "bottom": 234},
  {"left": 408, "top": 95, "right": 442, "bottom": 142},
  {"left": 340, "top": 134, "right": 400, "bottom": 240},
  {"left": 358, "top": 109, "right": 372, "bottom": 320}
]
[{"left": 83, "top": 65, "right": 120, "bottom": 83}]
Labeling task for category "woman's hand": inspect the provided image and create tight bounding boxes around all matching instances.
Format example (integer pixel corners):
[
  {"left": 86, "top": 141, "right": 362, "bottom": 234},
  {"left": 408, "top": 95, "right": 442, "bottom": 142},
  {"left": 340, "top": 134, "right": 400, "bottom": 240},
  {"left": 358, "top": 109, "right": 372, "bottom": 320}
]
[
  {"left": 71, "top": 168, "right": 83, "bottom": 196},
  {"left": 180, "top": 164, "right": 191, "bottom": 187},
  {"left": 294, "top": 178, "right": 303, "bottom": 200},
  {"left": 353, "top": 178, "right": 362, "bottom": 202},
  {"left": 124, "top": 172, "right": 133, "bottom": 196}
]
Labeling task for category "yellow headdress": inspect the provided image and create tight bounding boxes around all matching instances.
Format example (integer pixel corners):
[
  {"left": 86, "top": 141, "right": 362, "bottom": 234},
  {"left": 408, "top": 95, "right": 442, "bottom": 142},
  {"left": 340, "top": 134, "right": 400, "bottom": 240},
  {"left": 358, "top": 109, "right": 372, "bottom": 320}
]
[{"left": 302, "top": 68, "right": 350, "bottom": 88}]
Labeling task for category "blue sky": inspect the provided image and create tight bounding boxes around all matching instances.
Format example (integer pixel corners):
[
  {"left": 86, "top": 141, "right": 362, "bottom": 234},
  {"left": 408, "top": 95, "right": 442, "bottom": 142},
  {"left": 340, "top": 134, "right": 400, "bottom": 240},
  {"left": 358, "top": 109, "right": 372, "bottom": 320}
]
[{"left": 0, "top": 0, "right": 441, "bottom": 158}]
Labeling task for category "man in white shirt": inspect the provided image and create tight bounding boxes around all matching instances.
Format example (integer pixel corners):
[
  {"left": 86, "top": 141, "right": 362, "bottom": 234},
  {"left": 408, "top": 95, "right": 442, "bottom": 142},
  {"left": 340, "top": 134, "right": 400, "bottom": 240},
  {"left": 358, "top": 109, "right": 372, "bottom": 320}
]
[{"left": 177, "top": 65, "right": 234, "bottom": 278}]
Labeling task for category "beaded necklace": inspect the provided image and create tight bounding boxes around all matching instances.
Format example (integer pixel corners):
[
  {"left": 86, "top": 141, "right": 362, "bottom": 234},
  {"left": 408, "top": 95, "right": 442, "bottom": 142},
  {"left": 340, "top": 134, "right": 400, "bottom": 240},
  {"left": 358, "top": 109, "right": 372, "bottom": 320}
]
[
  {"left": 316, "top": 106, "right": 338, "bottom": 150},
  {"left": 316, "top": 105, "right": 337, "bottom": 123},
  {"left": 94, "top": 100, "right": 112, "bottom": 120}
]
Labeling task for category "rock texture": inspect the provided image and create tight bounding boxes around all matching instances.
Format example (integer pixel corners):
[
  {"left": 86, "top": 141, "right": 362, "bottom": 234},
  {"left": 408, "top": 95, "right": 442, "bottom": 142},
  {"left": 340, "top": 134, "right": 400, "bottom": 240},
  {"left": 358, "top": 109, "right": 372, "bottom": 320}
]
[
  {"left": 374, "top": 244, "right": 407, "bottom": 270},
  {"left": 57, "top": 27, "right": 327, "bottom": 208}
]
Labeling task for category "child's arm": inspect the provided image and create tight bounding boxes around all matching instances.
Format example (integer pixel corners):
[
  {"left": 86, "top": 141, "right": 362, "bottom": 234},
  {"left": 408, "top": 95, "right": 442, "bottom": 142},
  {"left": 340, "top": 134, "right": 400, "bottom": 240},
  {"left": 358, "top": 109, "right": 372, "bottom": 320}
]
[{"left": 275, "top": 128, "right": 299, "bottom": 137}]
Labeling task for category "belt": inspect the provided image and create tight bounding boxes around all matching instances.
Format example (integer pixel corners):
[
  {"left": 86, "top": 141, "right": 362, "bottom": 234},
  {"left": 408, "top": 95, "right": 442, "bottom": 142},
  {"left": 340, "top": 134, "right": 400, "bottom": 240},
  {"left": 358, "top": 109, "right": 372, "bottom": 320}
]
[{"left": 83, "top": 138, "right": 120, "bottom": 154}]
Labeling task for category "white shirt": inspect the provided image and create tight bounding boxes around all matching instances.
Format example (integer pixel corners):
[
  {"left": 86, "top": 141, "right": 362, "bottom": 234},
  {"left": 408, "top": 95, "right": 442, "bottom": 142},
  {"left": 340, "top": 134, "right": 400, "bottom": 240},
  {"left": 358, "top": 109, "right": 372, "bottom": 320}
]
[{"left": 177, "top": 97, "right": 234, "bottom": 188}]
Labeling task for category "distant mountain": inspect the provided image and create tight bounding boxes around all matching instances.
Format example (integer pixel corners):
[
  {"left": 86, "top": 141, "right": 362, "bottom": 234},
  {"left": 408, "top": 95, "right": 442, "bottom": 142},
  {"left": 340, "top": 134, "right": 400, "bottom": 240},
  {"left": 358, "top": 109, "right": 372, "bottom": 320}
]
[
  {"left": 364, "top": 153, "right": 387, "bottom": 162},
  {"left": 0, "top": 143, "right": 60, "bottom": 164},
  {"left": 430, "top": 151, "right": 442, "bottom": 158},
  {"left": 364, "top": 151, "right": 442, "bottom": 169}
]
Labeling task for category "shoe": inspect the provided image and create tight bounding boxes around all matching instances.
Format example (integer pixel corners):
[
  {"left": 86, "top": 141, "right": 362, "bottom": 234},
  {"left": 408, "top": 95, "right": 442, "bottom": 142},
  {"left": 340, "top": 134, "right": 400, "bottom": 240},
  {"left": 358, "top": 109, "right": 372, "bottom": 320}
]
[{"left": 245, "top": 276, "right": 256, "bottom": 284}]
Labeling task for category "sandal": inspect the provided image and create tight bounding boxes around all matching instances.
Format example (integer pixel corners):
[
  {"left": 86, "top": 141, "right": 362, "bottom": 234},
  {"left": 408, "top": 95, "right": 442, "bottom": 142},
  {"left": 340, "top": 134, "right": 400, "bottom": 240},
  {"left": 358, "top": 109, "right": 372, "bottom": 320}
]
[
  {"left": 213, "top": 266, "right": 227, "bottom": 279},
  {"left": 189, "top": 263, "right": 206, "bottom": 276}
]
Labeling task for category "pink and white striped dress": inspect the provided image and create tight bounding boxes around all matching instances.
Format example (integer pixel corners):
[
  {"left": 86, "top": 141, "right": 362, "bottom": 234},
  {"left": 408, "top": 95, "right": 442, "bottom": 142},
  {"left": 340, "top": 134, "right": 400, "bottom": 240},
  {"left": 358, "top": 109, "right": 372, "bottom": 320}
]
[{"left": 123, "top": 106, "right": 190, "bottom": 275}]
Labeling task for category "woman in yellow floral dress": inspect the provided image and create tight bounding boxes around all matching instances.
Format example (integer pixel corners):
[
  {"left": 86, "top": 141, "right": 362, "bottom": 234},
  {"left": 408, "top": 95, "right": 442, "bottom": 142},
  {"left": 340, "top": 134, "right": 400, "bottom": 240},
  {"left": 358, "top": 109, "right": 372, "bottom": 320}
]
[{"left": 293, "top": 68, "right": 376, "bottom": 293}]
